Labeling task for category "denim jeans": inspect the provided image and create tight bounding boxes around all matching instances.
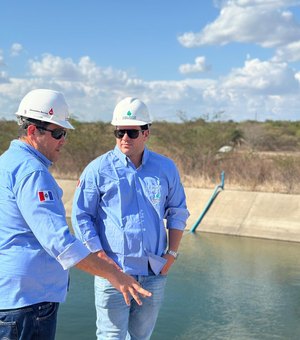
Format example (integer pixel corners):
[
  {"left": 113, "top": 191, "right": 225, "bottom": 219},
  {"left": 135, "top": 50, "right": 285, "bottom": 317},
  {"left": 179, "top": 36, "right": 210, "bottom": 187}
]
[
  {"left": 95, "top": 274, "right": 167, "bottom": 340},
  {"left": 0, "top": 301, "right": 59, "bottom": 340}
]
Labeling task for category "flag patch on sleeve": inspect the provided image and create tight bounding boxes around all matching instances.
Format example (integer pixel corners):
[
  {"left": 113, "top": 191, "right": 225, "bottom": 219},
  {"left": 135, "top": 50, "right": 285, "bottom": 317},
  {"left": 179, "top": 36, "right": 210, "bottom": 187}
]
[{"left": 38, "top": 190, "right": 54, "bottom": 202}]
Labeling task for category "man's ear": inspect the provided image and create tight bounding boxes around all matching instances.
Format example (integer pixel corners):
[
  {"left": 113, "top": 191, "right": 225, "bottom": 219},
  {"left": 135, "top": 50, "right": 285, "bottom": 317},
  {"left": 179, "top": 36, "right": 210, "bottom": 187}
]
[
  {"left": 143, "top": 129, "right": 150, "bottom": 140},
  {"left": 27, "top": 124, "right": 36, "bottom": 136}
]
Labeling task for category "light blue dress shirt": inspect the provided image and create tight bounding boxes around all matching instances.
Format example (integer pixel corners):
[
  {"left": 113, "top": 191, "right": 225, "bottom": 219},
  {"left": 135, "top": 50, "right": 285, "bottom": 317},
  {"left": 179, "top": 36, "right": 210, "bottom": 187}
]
[
  {"left": 72, "top": 146, "right": 189, "bottom": 276},
  {"left": 0, "top": 140, "right": 90, "bottom": 309}
]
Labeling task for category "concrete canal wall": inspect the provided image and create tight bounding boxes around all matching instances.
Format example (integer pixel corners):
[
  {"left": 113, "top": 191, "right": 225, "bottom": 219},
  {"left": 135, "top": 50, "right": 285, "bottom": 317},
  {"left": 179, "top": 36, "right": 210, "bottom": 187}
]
[
  {"left": 57, "top": 179, "right": 300, "bottom": 243},
  {"left": 186, "top": 187, "right": 300, "bottom": 243}
]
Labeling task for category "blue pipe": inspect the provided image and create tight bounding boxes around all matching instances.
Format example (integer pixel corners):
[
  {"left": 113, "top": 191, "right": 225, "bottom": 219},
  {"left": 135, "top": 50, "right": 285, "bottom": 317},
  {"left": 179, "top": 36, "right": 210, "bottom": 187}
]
[{"left": 189, "top": 171, "right": 225, "bottom": 233}]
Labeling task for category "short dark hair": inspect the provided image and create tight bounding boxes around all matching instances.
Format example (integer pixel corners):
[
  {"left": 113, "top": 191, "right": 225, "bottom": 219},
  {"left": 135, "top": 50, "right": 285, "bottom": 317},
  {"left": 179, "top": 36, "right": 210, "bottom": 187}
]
[
  {"left": 141, "top": 124, "right": 151, "bottom": 131},
  {"left": 17, "top": 117, "right": 50, "bottom": 138}
]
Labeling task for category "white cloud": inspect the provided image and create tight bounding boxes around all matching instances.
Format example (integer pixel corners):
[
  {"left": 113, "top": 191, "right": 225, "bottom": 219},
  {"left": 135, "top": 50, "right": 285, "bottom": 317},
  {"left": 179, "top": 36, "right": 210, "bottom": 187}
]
[
  {"left": 273, "top": 40, "right": 300, "bottom": 62},
  {"left": 0, "top": 53, "right": 216, "bottom": 122},
  {"left": 175, "top": 0, "right": 300, "bottom": 122},
  {"left": 0, "top": 50, "right": 8, "bottom": 84},
  {"left": 0, "top": 47, "right": 300, "bottom": 122},
  {"left": 29, "top": 54, "right": 130, "bottom": 88},
  {"left": 179, "top": 56, "right": 211, "bottom": 74},
  {"left": 295, "top": 71, "right": 300, "bottom": 82},
  {"left": 178, "top": 1, "right": 300, "bottom": 48},
  {"left": 0, "top": 72, "right": 9, "bottom": 84},
  {"left": 11, "top": 43, "right": 23, "bottom": 57},
  {"left": 222, "top": 58, "right": 299, "bottom": 94},
  {"left": 29, "top": 54, "right": 82, "bottom": 80},
  {"left": 199, "top": 57, "right": 300, "bottom": 120},
  {"left": 0, "top": 49, "right": 5, "bottom": 66}
]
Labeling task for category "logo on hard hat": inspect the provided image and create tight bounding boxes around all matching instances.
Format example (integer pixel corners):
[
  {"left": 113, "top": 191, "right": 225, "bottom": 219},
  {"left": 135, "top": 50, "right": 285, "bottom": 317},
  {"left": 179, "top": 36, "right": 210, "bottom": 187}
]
[
  {"left": 49, "top": 108, "right": 54, "bottom": 115},
  {"left": 122, "top": 110, "right": 136, "bottom": 120}
]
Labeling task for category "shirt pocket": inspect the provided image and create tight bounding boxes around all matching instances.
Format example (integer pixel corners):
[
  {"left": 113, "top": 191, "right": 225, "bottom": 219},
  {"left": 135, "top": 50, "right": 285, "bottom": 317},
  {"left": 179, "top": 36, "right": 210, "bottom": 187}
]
[{"left": 145, "top": 178, "right": 168, "bottom": 207}]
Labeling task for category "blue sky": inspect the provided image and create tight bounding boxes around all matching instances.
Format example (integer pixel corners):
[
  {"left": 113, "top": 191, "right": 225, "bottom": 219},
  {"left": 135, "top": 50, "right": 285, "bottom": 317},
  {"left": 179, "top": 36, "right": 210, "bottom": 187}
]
[{"left": 1, "top": 0, "right": 300, "bottom": 122}]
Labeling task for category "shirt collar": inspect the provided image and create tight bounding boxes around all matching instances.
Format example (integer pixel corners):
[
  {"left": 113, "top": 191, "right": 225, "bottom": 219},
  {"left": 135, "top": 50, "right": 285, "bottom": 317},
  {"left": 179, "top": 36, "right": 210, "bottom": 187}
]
[
  {"left": 12, "top": 139, "right": 52, "bottom": 168},
  {"left": 113, "top": 145, "right": 150, "bottom": 167},
  {"left": 142, "top": 147, "right": 149, "bottom": 165},
  {"left": 113, "top": 145, "right": 128, "bottom": 166}
]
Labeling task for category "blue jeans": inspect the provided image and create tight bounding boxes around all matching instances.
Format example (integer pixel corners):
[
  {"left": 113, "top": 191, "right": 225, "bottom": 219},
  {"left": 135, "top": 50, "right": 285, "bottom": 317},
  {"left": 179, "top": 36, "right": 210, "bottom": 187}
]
[
  {"left": 95, "top": 274, "right": 167, "bottom": 340},
  {"left": 0, "top": 302, "right": 59, "bottom": 340}
]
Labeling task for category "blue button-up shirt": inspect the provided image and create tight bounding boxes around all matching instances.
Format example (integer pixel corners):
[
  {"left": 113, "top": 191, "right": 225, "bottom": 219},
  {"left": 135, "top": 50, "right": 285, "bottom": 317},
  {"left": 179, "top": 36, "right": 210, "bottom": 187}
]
[
  {"left": 72, "top": 146, "right": 189, "bottom": 275},
  {"left": 0, "top": 140, "right": 90, "bottom": 309}
]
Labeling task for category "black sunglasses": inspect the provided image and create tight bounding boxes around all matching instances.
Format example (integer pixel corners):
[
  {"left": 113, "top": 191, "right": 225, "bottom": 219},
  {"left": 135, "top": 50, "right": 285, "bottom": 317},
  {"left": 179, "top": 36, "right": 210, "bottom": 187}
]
[
  {"left": 37, "top": 126, "right": 67, "bottom": 140},
  {"left": 114, "top": 129, "right": 144, "bottom": 139}
]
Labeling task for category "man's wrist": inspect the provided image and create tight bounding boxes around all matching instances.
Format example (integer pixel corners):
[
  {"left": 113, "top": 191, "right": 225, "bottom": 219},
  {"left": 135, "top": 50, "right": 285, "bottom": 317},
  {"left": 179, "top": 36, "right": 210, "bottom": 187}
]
[{"left": 166, "top": 249, "right": 179, "bottom": 260}]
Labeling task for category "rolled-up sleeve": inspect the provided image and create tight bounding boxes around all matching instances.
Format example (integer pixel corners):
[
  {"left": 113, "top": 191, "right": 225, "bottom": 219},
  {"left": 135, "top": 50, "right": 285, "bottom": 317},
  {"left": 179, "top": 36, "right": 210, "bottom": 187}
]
[
  {"left": 164, "top": 164, "right": 190, "bottom": 230},
  {"left": 57, "top": 239, "right": 90, "bottom": 270}
]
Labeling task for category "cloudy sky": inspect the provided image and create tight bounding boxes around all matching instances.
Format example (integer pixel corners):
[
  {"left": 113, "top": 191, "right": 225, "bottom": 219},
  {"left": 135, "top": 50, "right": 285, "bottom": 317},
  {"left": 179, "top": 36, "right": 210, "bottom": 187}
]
[{"left": 1, "top": 0, "right": 300, "bottom": 122}]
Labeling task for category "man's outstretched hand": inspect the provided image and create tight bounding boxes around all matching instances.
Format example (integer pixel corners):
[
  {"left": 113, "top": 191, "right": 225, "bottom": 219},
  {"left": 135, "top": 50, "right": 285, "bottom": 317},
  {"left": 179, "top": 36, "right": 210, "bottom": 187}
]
[
  {"left": 76, "top": 252, "right": 152, "bottom": 306},
  {"left": 106, "top": 269, "right": 152, "bottom": 306}
]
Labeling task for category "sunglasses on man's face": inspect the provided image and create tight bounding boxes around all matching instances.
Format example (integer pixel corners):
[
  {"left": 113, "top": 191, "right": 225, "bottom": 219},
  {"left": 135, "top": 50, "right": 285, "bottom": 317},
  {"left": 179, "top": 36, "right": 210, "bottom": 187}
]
[
  {"left": 37, "top": 126, "right": 67, "bottom": 140},
  {"left": 114, "top": 129, "right": 144, "bottom": 139}
]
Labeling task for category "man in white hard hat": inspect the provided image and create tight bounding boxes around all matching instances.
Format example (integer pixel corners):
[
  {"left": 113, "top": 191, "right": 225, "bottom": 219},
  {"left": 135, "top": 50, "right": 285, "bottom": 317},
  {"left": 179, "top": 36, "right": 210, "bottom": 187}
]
[
  {"left": 72, "top": 97, "right": 189, "bottom": 340},
  {"left": 0, "top": 90, "right": 151, "bottom": 340}
]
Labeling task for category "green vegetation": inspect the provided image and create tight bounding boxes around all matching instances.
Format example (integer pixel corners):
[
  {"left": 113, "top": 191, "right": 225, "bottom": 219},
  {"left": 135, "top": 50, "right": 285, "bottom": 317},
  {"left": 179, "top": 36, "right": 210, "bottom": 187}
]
[{"left": 1, "top": 119, "right": 300, "bottom": 194}]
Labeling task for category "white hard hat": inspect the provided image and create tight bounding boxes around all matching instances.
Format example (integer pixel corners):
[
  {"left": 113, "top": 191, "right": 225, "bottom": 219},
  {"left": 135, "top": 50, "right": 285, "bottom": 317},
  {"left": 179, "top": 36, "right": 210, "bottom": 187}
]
[
  {"left": 111, "top": 97, "right": 152, "bottom": 126},
  {"left": 15, "top": 89, "right": 74, "bottom": 129}
]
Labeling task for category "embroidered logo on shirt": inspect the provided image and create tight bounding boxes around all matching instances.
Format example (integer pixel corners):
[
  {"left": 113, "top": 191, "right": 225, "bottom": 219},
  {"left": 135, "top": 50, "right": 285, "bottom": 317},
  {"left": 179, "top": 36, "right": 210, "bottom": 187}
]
[
  {"left": 38, "top": 190, "right": 54, "bottom": 202},
  {"left": 150, "top": 185, "right": 161, "bottom": 205}
]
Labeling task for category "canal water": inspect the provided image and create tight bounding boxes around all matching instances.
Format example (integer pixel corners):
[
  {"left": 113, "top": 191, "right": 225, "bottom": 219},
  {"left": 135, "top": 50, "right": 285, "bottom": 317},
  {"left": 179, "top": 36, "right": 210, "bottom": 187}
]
[{"left": 56, "top": 232, "right": 300, "bottom": 339}]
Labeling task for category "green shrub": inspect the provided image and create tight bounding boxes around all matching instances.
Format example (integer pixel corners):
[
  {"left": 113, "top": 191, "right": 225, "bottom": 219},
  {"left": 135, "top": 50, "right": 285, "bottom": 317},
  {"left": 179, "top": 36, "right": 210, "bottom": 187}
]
[{"left": 2, "top": 119, "right": 300, "bottom": 193}]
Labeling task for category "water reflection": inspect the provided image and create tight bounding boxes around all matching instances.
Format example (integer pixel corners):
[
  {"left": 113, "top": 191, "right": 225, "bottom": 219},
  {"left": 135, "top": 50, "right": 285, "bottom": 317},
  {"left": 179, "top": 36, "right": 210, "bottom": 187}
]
[
  {"left": 152, "top": 232, "right": 300, "bottom": 340},
  {"left": 57, "top": 232, "right": 300, "bottom": 340}
]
